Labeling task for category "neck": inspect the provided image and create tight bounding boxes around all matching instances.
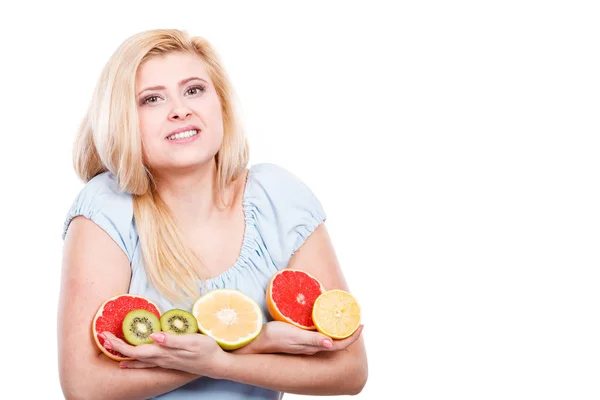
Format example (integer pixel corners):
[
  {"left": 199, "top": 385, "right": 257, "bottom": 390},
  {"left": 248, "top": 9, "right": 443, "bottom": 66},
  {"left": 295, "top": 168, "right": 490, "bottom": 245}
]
[{"left": 152, "top": 158, "right": 227, "bottom": 226}]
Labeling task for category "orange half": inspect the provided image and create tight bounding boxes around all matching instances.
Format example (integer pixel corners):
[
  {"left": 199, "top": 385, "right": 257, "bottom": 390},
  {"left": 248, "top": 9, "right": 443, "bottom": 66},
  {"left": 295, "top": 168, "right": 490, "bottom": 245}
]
[{"left": 312, "top": 290, "right": 361, "bottom": 339}]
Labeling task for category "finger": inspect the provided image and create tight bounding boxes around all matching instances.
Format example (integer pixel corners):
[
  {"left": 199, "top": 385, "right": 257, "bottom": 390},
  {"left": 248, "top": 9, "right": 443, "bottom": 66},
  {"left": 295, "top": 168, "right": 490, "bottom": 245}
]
[
  {"left": 119, "top": 360, "right": 157, "bottom": 369},
  {"left": 101, "top": 331, "right": 136, "bottom": 358},
  {"left": 149, "top": 331, "right": 200, "bottom": 350},
  {"left": 102, "top": 331, "right": 158, "bottom": 359},
  {"left": 300, "top": 330, "right": 334, "bottom": 350},
  {"left": 330, "top": 324, "right": 364, "bottom": 350}
]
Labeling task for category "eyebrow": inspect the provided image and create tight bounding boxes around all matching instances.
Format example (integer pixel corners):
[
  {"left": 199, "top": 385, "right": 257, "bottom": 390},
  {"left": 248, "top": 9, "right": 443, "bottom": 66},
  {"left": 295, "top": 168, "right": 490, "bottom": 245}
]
[{"left": 137, "top": 77, "right": 208, "bottom": 96}]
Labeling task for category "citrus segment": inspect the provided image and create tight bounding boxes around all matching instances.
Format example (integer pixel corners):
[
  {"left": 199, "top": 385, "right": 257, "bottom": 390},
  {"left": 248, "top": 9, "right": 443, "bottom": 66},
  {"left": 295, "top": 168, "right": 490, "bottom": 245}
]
[
  {"left": 192, "top": 289, "right": 263, "bottom": 350},
  {"left": 266, "top": 269, "right": 325, "bottom": 330},
  {"left": 312, "top": 290, "right": 361, "bottom": 339},
  {"left": 92, "top": 294, "right": 161, "bottom": 361}
]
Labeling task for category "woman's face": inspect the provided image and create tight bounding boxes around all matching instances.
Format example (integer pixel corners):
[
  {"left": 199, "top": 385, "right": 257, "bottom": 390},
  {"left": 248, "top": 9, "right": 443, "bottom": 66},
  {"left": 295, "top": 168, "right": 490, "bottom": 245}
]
[{"left": 135, "top": 52, "right": 224, "bottom": 173}]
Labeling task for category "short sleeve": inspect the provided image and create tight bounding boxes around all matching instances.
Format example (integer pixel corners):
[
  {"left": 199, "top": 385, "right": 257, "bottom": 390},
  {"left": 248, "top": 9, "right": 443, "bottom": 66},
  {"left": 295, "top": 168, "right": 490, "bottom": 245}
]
[
  {"left": 62, "top": 172, "right": 136, "bottom": 262},
  {"left": 246, "top": 163, "right": 327, "bottom": 270}
]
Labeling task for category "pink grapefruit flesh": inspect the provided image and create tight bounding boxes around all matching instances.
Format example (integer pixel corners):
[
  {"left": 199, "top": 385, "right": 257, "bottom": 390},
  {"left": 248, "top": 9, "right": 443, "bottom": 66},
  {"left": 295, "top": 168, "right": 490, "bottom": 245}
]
[
  {"left": 266, "top": 269, "right": 326, "bottom": 330},
  {"left": 92, "top": 294, "right": 161, "bottom": 361}
]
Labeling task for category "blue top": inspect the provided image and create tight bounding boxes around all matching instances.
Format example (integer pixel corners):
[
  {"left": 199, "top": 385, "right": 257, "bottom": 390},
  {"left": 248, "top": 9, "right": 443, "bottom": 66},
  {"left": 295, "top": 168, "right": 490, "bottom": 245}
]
[{"left": 62, "top": 163, "right": 327, "bottom": 399}]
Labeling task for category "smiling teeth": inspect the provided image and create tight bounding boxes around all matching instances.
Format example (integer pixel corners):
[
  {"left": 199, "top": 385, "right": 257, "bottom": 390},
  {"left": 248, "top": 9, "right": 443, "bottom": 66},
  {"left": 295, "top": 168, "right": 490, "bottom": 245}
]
[{"left": 168, "top": 129, "right": 198, "bottom": 140}]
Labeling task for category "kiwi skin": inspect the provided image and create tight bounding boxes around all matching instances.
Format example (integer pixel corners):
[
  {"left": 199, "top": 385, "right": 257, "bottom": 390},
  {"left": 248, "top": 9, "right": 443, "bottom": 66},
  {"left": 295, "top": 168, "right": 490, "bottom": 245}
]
[
  {"left": 122, "top": 309, "right": 161, "bottom": 345},
  {"left": 160, "top": 309, "right": 199, "bottom": 335}
]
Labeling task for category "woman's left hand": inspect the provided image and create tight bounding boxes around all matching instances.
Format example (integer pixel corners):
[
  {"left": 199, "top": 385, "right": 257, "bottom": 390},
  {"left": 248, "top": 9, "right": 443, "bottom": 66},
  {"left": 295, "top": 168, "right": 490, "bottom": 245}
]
[
  {"left": 99, "top": 331, "right": 226, "bottom": 377},
  {"left": 236, "top": 321, "right": 364, "bottom": 355}
]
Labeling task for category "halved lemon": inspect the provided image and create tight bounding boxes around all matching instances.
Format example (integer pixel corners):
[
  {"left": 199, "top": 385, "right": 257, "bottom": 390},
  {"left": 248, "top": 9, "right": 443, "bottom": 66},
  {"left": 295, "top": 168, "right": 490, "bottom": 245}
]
[
  {"left": 192, "top": 289, "right": 263, "bottom": 350},
  {"left": 312, "top": 289, "right": 361, "bottom": 340}
]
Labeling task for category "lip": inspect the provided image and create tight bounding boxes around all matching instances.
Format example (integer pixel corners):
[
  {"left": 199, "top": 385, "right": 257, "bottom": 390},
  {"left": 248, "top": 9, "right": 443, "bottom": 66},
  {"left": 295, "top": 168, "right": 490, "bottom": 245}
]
[{"left": 166, "top": 125, "right": 201, "bottom": 139}]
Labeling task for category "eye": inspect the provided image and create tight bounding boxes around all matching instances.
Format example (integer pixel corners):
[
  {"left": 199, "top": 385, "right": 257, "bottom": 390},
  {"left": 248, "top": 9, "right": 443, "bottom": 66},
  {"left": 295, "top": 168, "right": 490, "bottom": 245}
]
[
  {"left": 142, "top": 95, "right": 162, "bottom": 105},
  {"left": 185, "top": 85, "right": 206, "bottom": 96}
]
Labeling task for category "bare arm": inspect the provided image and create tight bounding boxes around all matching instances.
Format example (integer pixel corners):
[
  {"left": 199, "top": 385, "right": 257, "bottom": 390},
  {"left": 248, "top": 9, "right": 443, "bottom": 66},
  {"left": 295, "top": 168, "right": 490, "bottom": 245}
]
[
  {"left": 113, "top": 223, "right": 367, "bottom": 395},
  {"left": 218, "top": 340, "right": 367, "bottom": 395},
  {"left": 65, "top": 220, "right": 367, "bottom": 397},
  {"left": 58, "top": 216, "right": 198, "bottom": 400},
  {"left": 217, "top": 223, "right": 368, "bottom": 395}
]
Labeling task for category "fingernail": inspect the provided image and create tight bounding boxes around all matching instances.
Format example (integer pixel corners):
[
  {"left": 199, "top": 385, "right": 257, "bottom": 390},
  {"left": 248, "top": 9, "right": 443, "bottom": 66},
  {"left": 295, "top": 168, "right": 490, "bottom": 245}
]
[
  {"left": 103, "top": 340, "right": 112, "bottom": 350},
  {"left": 323, "top": 340, "right": 333, "bottom": 348},
  {"left": 98, "top": 333, "right": 106, "bottom": 341},
  {"left": 150, "top": 333, "right": 165, "bottom": 343}
]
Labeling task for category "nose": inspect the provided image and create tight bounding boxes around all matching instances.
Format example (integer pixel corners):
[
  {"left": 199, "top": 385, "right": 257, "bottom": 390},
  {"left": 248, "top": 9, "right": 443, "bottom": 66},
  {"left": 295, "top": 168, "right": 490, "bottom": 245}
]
[{"left": 168, "top": 101, "right": 192, "bottom": 121}]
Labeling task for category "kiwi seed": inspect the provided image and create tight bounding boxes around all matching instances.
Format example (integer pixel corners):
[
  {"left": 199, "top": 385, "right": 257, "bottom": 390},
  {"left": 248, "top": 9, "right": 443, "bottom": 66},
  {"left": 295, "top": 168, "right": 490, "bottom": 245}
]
[
  {"left": 160, "top": 309, "right": 199, "bottom": 335},
  {"left": 122, "top": 309, "right": 161, "bottom": 345}
]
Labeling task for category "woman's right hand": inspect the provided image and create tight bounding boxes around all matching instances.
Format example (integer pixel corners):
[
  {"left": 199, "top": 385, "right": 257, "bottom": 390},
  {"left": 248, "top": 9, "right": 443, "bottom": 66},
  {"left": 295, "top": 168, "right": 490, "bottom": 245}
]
[{"left": 237, "top": 320, "right": 364, "bottom": 355}]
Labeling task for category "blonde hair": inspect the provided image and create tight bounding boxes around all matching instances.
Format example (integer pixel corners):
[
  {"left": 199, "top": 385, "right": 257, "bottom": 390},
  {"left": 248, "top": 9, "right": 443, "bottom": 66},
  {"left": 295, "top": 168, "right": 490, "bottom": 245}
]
[{"left": 74, "top": 29, "right": 249, "bottom": 305}]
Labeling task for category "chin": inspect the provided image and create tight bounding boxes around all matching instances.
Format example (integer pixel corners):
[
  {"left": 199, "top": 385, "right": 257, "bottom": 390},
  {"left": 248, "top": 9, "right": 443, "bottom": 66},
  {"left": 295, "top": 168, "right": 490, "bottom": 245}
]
[
  {"left": 147, "top": 145, "right": 220, "bottom": 173},
  {"left": 164, "top": 156, "right": 216, "bottom": 172}
]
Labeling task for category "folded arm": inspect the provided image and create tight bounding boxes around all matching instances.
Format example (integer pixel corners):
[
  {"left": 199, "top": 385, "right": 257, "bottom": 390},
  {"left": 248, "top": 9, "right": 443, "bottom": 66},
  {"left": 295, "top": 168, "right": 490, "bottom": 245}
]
[
  {"left": 221, "top": 224, "right": 368, "bottom": 395},
  {"left": 60, "top": 218, "right": 368, "bottom": 398},
  {"left": 59, "top": 217, "right": 198, "bottom": 400},
  {"left": 109, "top": 223, "right": 368, "bottom": 396},
  {"left": 219, "top": 337, "right": 367, "bottom": 395}
]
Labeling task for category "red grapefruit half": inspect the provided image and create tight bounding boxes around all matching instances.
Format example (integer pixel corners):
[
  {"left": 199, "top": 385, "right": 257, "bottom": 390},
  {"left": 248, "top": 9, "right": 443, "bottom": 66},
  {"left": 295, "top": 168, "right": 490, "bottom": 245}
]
[
  {"left": 266, "top": 269, "right": 326, "bottom": 330},
  {"left": 92, "top": 294, "right": 161, "bottom": 361}
]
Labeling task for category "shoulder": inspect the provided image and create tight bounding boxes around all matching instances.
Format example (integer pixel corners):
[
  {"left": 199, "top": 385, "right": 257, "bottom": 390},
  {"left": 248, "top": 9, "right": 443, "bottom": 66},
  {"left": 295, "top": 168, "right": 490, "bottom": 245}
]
[
  {"left": 246, "top": 162, "right": 318, "bottom": 198},
  {"left": 63, "top": 171, "right": 135, "bottom": 260},
  {"left": 247, "top": 162, "right": 294, "bottom": 181},
  {"left": 244, "top": 163, "right": 327, "bottom": 268},
  {"left": 70, "top": 172, "right": 133, "bottom": 213}
]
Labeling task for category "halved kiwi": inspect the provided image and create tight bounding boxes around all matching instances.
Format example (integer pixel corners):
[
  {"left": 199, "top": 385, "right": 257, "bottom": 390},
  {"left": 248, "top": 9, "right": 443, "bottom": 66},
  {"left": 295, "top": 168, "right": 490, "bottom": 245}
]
[
  {"left": 122, "top": 309, "right": 161, "bottom": 345},
  {"left": 160, "top": 309, "right": 199, "bottom": 335}
]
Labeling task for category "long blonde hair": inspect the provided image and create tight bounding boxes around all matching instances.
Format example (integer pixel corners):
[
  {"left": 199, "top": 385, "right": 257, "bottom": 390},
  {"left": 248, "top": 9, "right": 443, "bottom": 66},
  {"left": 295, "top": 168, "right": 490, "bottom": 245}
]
[{"left": 73, "top": 29, "right": 249, "bottom": 305}]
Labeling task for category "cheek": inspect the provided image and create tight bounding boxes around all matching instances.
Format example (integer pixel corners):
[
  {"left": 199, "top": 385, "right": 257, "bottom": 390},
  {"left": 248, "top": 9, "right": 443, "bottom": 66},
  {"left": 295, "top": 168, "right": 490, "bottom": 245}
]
[
  {"left": 138, "top": 108, "right": 157, "bottom": 135},
  {"left": 209, "top": 104, "right": 225, "bottom": 138},
  {"left": 138, "top": 107, "right": 166, "bottom": 138},
  {"left": 137, "top": 110, "right": 163, "bottom": 162},
  {"left": 211, "top": 117, "right": 225, "bottom": 150}
]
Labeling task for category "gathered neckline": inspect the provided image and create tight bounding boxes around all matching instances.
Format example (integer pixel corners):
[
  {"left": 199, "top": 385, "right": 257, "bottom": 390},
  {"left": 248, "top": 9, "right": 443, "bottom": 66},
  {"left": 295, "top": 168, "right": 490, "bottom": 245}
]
[{"left": 202, "top": 167, "right": 255, "bottom": 284}]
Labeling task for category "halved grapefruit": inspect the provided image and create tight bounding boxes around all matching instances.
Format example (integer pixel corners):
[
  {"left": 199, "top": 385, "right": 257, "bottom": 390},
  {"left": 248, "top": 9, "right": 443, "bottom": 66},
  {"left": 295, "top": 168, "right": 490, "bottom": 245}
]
[
  {"left": 312, "top": 289, "right": 361, "bottom": 339},
  {"left": 192, "top": 289, "right": 263, "bottom": 351},
  {"left": 266, "top": 269, "right": 326, "bottom": 330},
  {"left": 92, "top": 294, "right": 161, "bottom": 361}
]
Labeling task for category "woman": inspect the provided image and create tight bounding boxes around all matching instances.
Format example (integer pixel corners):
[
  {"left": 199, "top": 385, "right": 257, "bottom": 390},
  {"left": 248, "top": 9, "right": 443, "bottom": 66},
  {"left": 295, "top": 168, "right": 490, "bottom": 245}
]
[{"left": 58, "top": 28, "right": 367, "bottom": 399}]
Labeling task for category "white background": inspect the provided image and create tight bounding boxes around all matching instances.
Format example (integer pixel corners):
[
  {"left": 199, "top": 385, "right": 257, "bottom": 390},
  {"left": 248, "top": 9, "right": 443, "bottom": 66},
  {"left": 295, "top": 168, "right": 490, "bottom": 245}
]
[{"left": 1, "top": 1, "right": 599, "bottom": 399}]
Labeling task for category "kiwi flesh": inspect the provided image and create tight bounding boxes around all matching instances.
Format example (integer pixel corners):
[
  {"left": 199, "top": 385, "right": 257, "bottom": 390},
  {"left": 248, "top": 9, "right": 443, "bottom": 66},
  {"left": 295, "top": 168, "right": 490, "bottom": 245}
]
[
  {"left": 122, "top": 309, "right": 161, "bottom": 345},
  {"left": 160, "top": 309, "right": 199, "bottom": 335}
]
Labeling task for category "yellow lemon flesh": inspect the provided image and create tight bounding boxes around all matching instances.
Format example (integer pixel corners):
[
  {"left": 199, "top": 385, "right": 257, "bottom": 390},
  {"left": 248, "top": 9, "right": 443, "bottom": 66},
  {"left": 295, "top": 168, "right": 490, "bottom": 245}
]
[{"left": 312, "top": 289, "right": 361, "bottom": 340}]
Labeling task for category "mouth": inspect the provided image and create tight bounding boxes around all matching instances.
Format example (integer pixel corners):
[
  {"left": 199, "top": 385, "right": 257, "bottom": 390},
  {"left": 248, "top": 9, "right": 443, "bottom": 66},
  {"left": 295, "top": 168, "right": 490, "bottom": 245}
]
[{"left": 166, "top": 126, "right": 201, "bottom": 141}]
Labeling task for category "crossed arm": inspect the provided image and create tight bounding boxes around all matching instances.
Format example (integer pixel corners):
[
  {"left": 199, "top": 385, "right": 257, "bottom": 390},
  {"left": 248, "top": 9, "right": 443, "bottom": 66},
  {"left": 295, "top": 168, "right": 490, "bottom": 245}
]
[{"left": 58, "top": 217, "right": 367, "bottom": 399}]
